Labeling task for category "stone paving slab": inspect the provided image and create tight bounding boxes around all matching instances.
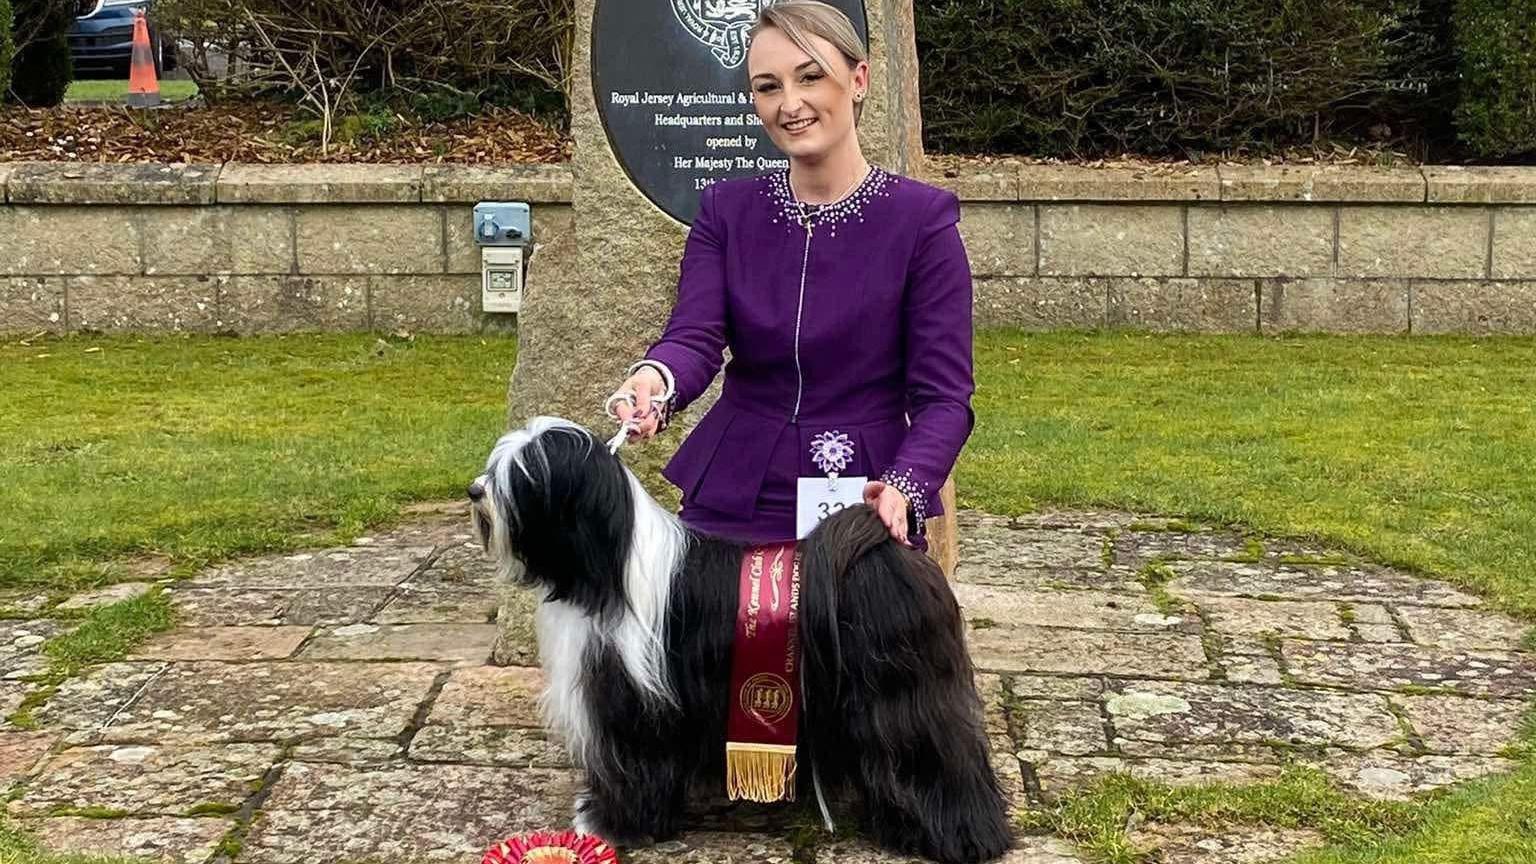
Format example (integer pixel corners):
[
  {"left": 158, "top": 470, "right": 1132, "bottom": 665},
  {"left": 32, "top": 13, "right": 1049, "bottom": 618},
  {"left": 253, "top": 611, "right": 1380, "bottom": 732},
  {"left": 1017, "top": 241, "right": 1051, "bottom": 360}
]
[
  {"left": 168, "top": 587, "right": 389, "bottom": 627},
  {"left": 1220, "top": 639, "right": 1286, "bottom": 685},
  {"left": 1104, "top": 681, "right": 1402, "bottom": 749},
  {"left": 240, "top": 762, "right": 575, "bottom": 864},
  {"left": 374, "top": 586, "right": 500, "bottom": 624},
  {"left": 1391, "top": 694, "right": 1530, "bottom": 755},
  {"left": 492, "top": 585, "right": 542, "bottom": 667},
  {"left": 0, "top": 591, "right": 53, "bottom": 617},
  {"left": 0, "top": 731, "right": 57, "bottom": 792},
  {"left": 9, "top": 742, "right": 277, "bottom": 816},
  {"left": 1, "top": 680, "right": 29, "bottom": 726},
  {"left": 94, "top": 660, "right": 442, "bottom": 744},
  {"left": 953, "top": 561, "right": 1145, "bottom": 593},
  {"left": 812, "top": 835, "right": 1085, "bottom": 864},
  {"left": 5, "top": 506, "right": 1528, "bottom": 864},
  {"left": 354, "top": 505, "right": 475, "bottom": 547},
  {"left": 1, "top": 620, "right": 67, "bottom": 672},
  {"left": 1130, "top": 825, "right": 1324, "bottom": 863},
  {"left": 1112, "top": 529, "right": 1258, "bottom": 567},
  {"left": 419, "top": 542, "right": 505, "bottom": 591},
  {"left": 1026, "top": 753, "right": 1285, "bottom": 795},
  {"left": 297, "top": 623, "right": 498, "bottom": 665},
  {"left": 968, "top": 624, "right": 1209, "bottom": 679},
  {"left": 625, "top": 833, "right": 797, "bottom": 863},
  {"left": 1009, "top": 674, "right": 1106, "bottom": 701},
  {"left": 38, "top": 661, "right": 168, "bottom": 736},
  {"left": 1167, "top": 561, "right": 1484, "bottom": 608},
  {"left": 57, "top": 582, "right": 154, "bottom": 611},
  {"left": 408, "top": 666, "right": 567, "bottom": 767},
  {"left": 956, "top": 584, "right": 1195, "bottom": 633},
  {"left": 2, "top": 653, "right": 50, "bottom": 682},
  {"left": 958, "top": 526, "right": 1111, "bottom": 571},
  {"left": 1113, "top": 741, "right": 1288, "bottom": 763},
  {"left": 410, "top": 725, "right": 568, "bottom": 769},
  {"left": 420, "top": 666, "right": 543, "bottom": 727},
  {"left": 1013, "top": 700, "right": 1108, "bottom": 755},
  {"left": 1282, "top": 640, "right": 1536, "bottom": 697},
  {"left": 25, "top": 815, "right": 232, "bottom": 864},
  {"left": 1393, "top": 605, "right": 1533, "bottom": 652},
  {"left": 1196, "top": 596, "right": 1355, "bottom": 641},
  {"left": 187, "top": 545, "right": 435, "bottom": 589},
  {"left": 1320, "top": 751, "right": 1520, "bottom": 800},
  {"left": 289, "top": 736, "right": 405, "bottom": 765},
  {"left": 129, "top": 626, "right": 313, "bottom": 662},
  {"left": 978, "top": 674, "right": 1009, "bottom": 737}
]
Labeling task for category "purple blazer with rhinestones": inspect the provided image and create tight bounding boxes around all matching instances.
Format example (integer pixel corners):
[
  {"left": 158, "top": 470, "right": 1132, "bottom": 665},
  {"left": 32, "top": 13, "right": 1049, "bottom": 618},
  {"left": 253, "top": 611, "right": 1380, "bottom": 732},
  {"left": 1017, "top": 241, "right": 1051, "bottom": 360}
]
[{"left": 642, "top": 166, "right": 974, "bottom": 545}]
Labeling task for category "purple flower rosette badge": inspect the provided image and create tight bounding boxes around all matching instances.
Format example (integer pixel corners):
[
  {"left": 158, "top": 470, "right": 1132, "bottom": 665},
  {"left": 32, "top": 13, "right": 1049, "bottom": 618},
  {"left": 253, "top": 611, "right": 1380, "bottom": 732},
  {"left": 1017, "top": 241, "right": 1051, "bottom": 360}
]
[{"left": 809, "top": 430, "right": 854, "bottom": 485}]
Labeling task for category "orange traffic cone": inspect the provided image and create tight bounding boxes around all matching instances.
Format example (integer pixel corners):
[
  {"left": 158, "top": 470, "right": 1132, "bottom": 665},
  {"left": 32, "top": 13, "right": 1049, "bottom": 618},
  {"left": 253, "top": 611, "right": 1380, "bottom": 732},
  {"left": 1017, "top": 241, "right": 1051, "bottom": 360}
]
[{"left": 126, "top": 9, "right": 160, "bottom": 108}]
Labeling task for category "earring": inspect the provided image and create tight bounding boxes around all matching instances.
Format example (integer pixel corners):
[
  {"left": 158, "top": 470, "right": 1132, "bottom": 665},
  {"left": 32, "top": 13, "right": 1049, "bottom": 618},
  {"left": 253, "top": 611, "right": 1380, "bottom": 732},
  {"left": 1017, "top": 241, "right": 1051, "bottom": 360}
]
[{"left": 854, "top": 91, "right": 865, "bottom": 102}]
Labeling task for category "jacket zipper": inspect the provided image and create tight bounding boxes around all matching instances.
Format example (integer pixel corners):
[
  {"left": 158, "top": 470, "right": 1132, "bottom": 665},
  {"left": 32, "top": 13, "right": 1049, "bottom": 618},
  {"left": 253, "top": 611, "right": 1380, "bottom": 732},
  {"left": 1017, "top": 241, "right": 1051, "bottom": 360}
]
[{"left": 791, "top": 216, "right": 812, "bottom": 423}]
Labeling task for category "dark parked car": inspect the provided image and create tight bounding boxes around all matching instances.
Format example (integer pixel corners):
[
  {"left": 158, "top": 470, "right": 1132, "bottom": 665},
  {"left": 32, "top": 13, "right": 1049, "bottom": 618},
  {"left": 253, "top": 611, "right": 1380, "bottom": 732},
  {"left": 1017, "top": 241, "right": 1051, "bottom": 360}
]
[{"left": 69, "top": 0, "right": 177, "bottom": 79}]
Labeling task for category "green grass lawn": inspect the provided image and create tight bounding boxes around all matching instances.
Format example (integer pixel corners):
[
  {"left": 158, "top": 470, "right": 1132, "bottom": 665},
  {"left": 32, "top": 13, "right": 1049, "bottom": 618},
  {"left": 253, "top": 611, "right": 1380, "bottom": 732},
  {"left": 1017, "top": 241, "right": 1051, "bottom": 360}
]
[
  {"left": 64, "top": 79, "right": 200, "bottom": 103},
  {"left": 960, "top": 331, "right": 1536, "bottom": 619},
  {"left": 1, "top": 329, "right": 1533, "bottom": 863},
  {"left": 0, "top": 333, "right": 516, "bottom": 594}
]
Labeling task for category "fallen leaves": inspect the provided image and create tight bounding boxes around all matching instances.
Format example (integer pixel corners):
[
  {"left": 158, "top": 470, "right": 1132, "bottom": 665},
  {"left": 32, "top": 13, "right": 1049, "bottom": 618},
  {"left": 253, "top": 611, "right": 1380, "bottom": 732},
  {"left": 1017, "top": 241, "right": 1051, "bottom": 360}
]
[{"left": 0, "top": 100, "right": 571, "bottom": 165}]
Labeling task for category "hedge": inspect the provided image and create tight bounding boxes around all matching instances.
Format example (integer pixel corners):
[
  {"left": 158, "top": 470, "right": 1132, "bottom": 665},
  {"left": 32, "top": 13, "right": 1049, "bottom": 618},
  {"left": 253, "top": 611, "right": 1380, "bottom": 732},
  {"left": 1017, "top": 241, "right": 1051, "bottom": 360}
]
[
  {"left": 912, "top": 0, "right": 1458, "bottom": 159},
  {"left": 0, "top": 0, "right": 14, "bottom": 101},
  {"left": 1454, "top": 0, "right": 1536, "bottom": 158},
  {"left": 7, "top": 0, "right": 74, "bottom": 107}
]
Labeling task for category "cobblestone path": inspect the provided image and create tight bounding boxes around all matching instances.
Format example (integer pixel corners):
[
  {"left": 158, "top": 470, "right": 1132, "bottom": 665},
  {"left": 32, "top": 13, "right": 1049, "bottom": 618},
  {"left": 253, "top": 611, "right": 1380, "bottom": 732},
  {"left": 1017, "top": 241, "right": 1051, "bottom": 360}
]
[{"left": 2, "top": 506, "right": 1531, "bottom": 863}]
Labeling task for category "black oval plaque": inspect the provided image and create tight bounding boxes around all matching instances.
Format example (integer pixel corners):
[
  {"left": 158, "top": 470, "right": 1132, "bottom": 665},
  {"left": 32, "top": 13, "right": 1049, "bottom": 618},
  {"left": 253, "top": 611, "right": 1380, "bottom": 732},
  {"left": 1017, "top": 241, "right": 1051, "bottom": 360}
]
[{"left": 593, "top": 0, "right": 869, "bottom": 225}]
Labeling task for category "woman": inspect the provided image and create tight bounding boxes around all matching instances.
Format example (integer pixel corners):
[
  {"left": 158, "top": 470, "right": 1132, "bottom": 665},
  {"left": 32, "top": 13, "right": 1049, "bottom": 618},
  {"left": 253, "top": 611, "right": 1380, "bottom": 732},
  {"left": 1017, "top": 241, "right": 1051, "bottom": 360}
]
[{"left": 610, "top": 0, "right": 973, "bottom": 551}]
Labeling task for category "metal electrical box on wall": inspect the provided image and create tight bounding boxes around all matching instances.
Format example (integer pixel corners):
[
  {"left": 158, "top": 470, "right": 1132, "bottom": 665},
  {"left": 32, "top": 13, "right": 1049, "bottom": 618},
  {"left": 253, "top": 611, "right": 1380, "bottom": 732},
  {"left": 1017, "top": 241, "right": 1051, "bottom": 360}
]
[{"left": 473, "top": 202, "right": 532, "bottom": 313}]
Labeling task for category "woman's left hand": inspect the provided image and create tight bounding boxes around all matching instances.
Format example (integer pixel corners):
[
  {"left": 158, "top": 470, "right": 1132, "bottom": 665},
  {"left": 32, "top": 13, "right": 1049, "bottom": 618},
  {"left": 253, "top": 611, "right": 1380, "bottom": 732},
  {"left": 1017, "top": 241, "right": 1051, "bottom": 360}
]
[{"left": 863, "top": 480, "right": 911, "bottom": 546}]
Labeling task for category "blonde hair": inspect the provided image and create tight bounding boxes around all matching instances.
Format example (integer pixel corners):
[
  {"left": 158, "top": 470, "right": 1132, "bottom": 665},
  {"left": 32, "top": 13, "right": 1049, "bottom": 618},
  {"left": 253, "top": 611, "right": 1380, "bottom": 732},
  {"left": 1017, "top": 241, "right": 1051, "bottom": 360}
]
[{"left": 750, "top": 1, "right": 868, "bottom": 120}]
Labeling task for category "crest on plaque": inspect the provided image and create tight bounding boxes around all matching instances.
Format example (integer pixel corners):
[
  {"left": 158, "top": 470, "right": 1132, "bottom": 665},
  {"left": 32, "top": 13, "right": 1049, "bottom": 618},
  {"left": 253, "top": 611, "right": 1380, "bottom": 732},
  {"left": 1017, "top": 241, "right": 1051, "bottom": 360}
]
[{"left": 671, "top": 0, "right": 774, "bottom": 69}]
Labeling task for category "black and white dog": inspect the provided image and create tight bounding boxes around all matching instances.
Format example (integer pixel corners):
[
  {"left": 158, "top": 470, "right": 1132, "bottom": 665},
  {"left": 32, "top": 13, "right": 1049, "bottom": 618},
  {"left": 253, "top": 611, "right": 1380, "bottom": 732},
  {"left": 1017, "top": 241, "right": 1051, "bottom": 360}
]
[{"left": 468, "top": 417, "right": 1011, "bottom": 864}]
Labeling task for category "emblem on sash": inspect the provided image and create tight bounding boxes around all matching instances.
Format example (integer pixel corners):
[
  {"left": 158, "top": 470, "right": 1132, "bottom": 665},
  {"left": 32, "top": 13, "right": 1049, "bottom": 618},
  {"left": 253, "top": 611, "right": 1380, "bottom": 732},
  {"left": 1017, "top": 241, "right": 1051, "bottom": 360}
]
[
  {"left": 740, "top": 672, "right": 794, "bottom": 724},
  {"left": 670, "top": 0, "right": 775, "bottom": 69}
]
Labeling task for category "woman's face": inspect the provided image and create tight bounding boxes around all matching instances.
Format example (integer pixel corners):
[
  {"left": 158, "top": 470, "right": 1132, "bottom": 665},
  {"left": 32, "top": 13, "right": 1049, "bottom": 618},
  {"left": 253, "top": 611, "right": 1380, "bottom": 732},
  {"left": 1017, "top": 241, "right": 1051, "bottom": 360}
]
[{"left": 747, "top": 27, "right": 868, "bottom": 163}]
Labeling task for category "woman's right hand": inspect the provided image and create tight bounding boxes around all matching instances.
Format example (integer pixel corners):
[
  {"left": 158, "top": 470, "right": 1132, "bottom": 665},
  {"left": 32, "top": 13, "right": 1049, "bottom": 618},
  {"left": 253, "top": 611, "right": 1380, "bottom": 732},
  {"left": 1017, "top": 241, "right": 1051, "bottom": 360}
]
[{"left": 610, "top": 365, "right": 667, "bottom": 441}]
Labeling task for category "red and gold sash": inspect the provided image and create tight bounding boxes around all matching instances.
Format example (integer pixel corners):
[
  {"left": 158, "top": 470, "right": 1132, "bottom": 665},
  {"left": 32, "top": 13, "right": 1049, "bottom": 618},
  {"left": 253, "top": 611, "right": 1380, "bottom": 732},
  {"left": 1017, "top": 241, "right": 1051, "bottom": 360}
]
[{"left": 725, "top": 541, "right": 802, "bottom": 802}]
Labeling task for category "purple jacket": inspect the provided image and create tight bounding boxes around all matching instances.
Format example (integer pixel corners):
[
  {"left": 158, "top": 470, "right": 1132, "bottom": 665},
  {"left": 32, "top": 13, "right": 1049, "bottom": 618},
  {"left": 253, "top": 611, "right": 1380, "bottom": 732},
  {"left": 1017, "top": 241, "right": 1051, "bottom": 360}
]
[{"left": 643, "top": 166, "right": 974, "bottom": 544}]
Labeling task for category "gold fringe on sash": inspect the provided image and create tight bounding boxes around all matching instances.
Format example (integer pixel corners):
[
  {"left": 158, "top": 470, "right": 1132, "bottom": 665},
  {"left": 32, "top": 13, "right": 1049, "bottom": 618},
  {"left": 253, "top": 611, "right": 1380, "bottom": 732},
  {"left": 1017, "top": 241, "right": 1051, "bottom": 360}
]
[{"left": 725, "top": 742, "right": 799, "bottom": 803}]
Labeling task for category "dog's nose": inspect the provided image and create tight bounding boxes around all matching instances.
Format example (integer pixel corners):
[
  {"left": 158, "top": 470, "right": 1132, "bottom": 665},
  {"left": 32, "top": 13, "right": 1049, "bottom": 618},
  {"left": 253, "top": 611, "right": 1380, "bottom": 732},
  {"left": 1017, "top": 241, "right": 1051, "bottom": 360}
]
[{"left": 467, "top": 480, "right": 485, "bottom": 502}]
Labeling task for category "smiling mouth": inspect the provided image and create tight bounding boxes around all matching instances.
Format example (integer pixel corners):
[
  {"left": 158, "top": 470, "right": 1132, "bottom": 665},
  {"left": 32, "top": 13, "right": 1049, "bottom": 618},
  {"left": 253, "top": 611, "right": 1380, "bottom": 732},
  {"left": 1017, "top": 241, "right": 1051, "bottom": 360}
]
[{"left": 782, "top": 117, "right": 816, "bottom": 133}]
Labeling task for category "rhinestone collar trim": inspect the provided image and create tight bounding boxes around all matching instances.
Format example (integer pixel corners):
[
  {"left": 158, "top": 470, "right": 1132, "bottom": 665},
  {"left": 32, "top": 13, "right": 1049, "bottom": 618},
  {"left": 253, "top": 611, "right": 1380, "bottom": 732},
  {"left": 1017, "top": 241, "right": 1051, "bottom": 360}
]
[{"left": 764, "top": 166, "right": 894, "bottom": 237}]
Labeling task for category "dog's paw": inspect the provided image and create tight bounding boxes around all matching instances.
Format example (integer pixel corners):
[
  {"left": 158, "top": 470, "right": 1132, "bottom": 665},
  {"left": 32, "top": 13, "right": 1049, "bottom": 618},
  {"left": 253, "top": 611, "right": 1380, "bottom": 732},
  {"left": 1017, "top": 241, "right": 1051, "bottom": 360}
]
[{"left": 572, "top": 805, "right": 655, "bottom": 849}]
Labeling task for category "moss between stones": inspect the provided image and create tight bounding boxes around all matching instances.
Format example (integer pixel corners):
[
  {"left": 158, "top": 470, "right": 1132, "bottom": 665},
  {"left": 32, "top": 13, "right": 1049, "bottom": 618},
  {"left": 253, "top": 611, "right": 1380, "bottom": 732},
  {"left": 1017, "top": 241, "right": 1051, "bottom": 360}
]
[
  {"left": 186, "top": 802, "right": 241, "bottom": 817},
  {"left": 43, "top": 806, "right": 130, "bottom": 820},
  {"left": 1136, "top": 562, "right": 1184, "bottom": 616}
]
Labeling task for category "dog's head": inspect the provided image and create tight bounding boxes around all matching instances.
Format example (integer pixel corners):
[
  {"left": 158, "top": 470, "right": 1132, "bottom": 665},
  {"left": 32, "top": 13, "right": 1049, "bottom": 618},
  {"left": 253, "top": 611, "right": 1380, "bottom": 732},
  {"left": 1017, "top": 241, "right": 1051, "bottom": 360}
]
[{"left": 469, "top": 416, "right": 634, "bottom": 616}]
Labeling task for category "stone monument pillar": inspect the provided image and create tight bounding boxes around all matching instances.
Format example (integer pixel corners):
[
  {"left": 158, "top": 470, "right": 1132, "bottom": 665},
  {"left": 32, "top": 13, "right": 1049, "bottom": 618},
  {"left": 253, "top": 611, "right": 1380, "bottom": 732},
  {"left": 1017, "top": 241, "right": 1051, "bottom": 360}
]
[{"left": 495, "top": 0, "right": 955, "bottom": 663}]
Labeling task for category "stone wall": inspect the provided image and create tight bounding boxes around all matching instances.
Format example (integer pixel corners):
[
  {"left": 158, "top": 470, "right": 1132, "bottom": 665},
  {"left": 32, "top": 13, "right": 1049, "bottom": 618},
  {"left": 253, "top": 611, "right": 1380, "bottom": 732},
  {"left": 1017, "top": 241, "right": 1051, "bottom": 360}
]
[
  {"left": 3, "top": 161, "right": 1535, "bottom": 335},
  {"left": 941, "top": 163, "right": 1536, "bottom": 335},
  {"left": 0, "top": 163, "right": 571, "bottom": 334}
]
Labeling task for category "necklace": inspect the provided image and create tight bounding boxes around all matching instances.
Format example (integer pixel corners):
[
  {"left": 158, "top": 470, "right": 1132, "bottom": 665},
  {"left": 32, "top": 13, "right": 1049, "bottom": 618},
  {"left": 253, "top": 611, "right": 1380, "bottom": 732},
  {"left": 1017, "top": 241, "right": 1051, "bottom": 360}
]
[{"left": 792, "top": 164, "right": 871, "bottom": 235}]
